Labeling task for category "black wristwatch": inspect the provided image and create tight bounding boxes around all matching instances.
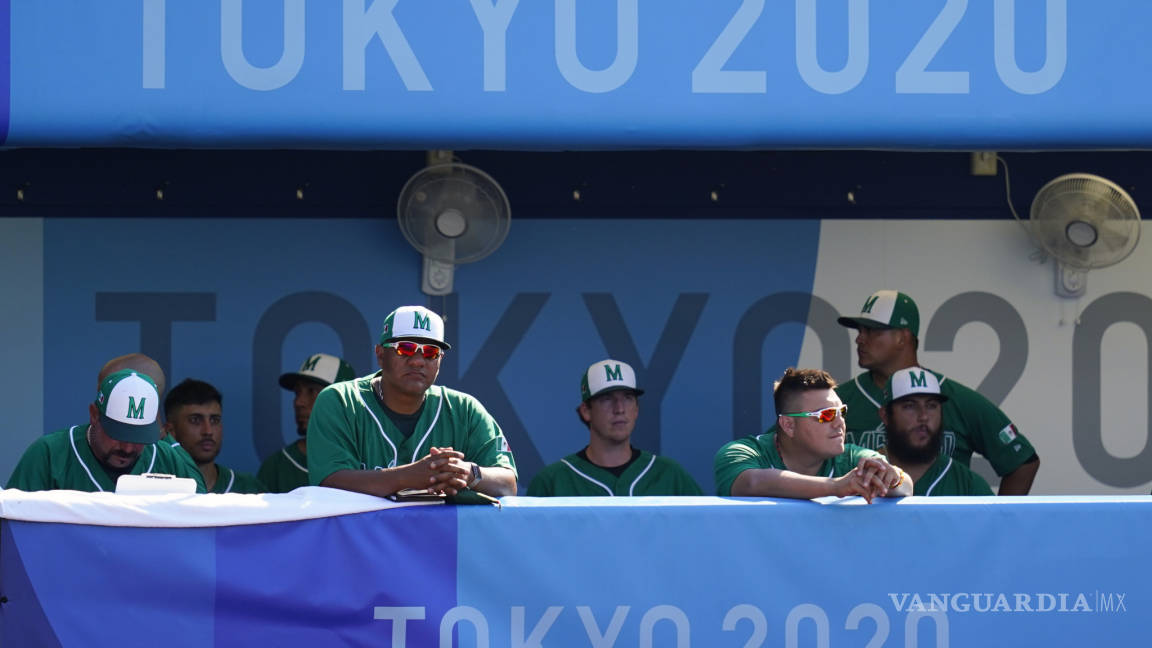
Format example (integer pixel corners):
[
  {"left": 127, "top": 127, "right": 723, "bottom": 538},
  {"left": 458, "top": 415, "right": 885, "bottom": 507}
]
[{"left": 467, "top": 462, "right": 482, "bottom": 489}]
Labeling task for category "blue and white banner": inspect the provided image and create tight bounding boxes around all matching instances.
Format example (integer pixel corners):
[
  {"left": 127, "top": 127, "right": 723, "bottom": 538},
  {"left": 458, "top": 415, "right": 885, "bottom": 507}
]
[
  {"left": 1, "top": 493, "right": 1149, "bottom": 646},
  {"left": 4, "top": 1, "right": 1151, "bottom": 148}
]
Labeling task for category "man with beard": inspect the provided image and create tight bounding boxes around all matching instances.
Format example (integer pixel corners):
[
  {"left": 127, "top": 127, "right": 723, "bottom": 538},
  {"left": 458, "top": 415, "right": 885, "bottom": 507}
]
[
  {"left": 835, "top": 290, "right": 1039, "bottom": 494},
  {"left": 714, "top": 367, "right": 910, "bottom": 502},
  {"left": 880, "top": 367, "right": 993, "bottom": 496},
  {"left": 258, "top": 353, "right": 355, "bottom": 493},
  {"left": 166, "top": 378, "right": 263, "bottom": 494},
  {"left": 528, "top": 359, "right": 701, "bottom": 496},
  {"left": 7, "top": 367, "right": 206, "bottom": 492},
  {"left": 308, "top": 305, "right": 518, "bottom": 498}
]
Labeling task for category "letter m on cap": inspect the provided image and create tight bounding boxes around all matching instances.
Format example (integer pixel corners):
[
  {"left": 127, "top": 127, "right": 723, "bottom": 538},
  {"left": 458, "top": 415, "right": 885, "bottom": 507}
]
[
  {"left": 862, "top": 295, "right": 880, "bottom": 313},
  {"left": 127, "top": 396, "right": 147, "bottom": 420},
  {"left": 413, "top": 312, "right": 432, "bottom": 332},
  {"left": 604, "top": 364, "right": 623, "bottom": 382},
  {"left": 302, "top": 355, "right": 321, "bottom": 371},
  {"left": 909, "top": 371, "right": 928, "bottom": 388}
]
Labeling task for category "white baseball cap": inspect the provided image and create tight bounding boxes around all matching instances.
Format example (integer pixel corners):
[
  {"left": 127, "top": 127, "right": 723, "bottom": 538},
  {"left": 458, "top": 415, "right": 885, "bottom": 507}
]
[
  {"left": 95, "top": 370, "right": 161, "bottom": 444},
  {"left": 279, "top": 353, "right": 356, "bottom": 390},
  {"left": 378, "top": 305, "right": 451, "bottom": 349},
  {"left": 837, "top": 290, "right": 920, "bottom": 338},
  {"left": 884, "top": 367, "right": 949, "bottom": 405},
  {"left": 580, "top": 359, "right": 644, "bottom": 402}
]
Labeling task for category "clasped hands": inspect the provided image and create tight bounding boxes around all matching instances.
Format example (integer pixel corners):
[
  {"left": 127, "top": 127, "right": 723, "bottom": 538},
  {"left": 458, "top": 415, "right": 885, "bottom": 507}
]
[
  {"left": 833, "top": 456, "right": 906, "bottom": 503},
  {"left": 405, "top": 446, "right": 473, "bottom": 496}
]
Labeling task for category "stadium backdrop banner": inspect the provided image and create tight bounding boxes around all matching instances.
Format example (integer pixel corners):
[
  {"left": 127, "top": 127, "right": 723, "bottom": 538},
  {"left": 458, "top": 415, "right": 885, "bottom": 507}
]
[
  {"left": 2, "top": 217, "right": 1152, "bottom": 495},
  {"left": 4, "top": 0, "right": 1152, "bottom": 148},
  {"left": 2, "top": 497, "right": 1147, "bottom": 646}
]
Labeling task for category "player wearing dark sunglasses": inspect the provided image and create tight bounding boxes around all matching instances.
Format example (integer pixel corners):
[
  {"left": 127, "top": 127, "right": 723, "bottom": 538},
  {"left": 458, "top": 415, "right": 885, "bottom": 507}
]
[
  {"left": 714, "top": 368, "right": 910, "bottom": 503},
  {"left": 306, "top": 305, "right": 517, "bottom": 499}
]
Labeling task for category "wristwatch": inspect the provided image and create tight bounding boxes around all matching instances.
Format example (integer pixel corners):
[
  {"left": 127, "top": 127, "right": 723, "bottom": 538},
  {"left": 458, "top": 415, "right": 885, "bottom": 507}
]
[{"left": 467, "top": 462, "right": 482, "bottom": 489}]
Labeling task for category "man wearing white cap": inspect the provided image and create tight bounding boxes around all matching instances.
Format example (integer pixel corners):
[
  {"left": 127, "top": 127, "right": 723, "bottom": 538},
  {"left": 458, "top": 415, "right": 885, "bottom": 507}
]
[
  {"left": 835, "top": 290, "right": 1039, "bottom": 495},
  {"left": 528, "top": 359, "right": 701, "bottom": 497},
  {"left": 308, "top": 305, "right": 517, "bottom": 498},
  {"left": 7, "top": 368, "right": 206, "bottom": 492},
  {"left": 880, "top": 367, "right": 993, "bottom": 496},
  {"left": 258, "top": 353, "right": 356, "bottom": 493}
]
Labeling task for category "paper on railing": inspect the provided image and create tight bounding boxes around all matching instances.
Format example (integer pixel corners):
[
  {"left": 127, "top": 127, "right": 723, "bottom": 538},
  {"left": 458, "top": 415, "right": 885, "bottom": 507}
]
[{"left": 0, "top": 486, "right": 441, "bottom": 528}]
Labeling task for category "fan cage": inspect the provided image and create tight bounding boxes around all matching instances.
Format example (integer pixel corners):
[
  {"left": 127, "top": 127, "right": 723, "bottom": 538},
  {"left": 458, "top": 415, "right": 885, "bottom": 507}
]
[
  {"left": 397, "top": 163, "right": 511, "bottom": 265},
  {"left": 1029, "top": 173, "right": 1141, "bottom": 270}
]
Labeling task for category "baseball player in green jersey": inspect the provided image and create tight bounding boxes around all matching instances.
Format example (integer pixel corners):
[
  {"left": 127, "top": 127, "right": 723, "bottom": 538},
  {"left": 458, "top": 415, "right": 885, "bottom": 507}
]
[
  {"left": 878, "top": 367, "right": 993, "bottom": 496},
  {"left": 7, "top": 368, "right": 207, "bottom": 493},
  {"left": 308, "top": 305, "right": 517, "bottom": 498},
  {"left": 528, "top": 359, "right": 701, "bottom": 496},
  {"left": 258, "top": 353, "right": 356, "bottom": 493},
  {"left": 165, "top": 378, "right": 264, "bottom": 494},
  {"left": 714, "top": 368, "right": 910, "bottom": 502},
  {"left": 836, "top": 290, "right": 1040, "bottom": 495}
]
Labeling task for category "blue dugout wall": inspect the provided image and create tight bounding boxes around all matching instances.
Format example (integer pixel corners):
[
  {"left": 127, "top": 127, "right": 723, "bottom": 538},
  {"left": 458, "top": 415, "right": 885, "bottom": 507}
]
[{"left": 4, "top": 2, "right": 1152, "bottom": 492}]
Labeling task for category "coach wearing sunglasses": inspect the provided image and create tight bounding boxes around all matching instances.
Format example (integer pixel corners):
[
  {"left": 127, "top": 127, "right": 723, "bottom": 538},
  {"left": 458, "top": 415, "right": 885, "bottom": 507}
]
[
  {"left": 714, "top": 368, "right": 911, "bottom": 502},
  {"left": 306, "top": 305, "right": 518, "bottom": 498}
]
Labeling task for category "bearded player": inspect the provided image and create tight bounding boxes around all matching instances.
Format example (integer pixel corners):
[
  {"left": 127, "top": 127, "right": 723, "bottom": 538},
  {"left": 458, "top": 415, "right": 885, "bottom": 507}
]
[
  {"left": 880, "top": 367, "right": 993, "bottom": 496},
  {"left": 835, "top": 290, "right": 1039, "bottom": 494}
]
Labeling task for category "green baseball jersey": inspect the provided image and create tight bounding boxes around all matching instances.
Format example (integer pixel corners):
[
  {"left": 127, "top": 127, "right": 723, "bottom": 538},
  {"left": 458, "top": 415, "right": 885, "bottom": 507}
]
[
  {"left": 713, "top": 427, "right": 881, "bottom": 496},
  {"left": 210, "top": 464, "right": 265, "bottom": 494},
  {"left": 6, "top": 425, "right": 207, "bottom": 493},
  {"left": 837, "top": 370, "right": 1036, "bottom": 476},
  {"left": 528, "top": 449, "right": 702, "bottom": 497},
  {"left": 257, "top": 442, "right": 310, "bottom": 493},
  {"left": 307, "top": 375, "right": 517, "bottom": 486},
  {"left": 911, "top": 455, "right": 994, "bottom": 496}
]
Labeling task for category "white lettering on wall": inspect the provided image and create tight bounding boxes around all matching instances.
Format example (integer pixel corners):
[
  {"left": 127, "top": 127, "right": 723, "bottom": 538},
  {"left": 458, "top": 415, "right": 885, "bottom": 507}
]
[
  {"left": 691, "top": 0, "right": 765, "bottom": 94},
  {"left": 555, "top": 0, "right": 638, "bottom": 93},
  {"left": 994, "top": 0, "right": 1066, "bottom": 95},
  {"left": 639, "top": 605, "right": 690, "bottom": 648},
  {"left": 896, "top": 0, "right": 969, "bottom": 94},
  {"left": 471, "top": 0, "right": 521, "bottom": 92},
  {"left": 373, "top": 606, "right": 426, "bottom": 647},
  {"left": 342, "top": 0, "right": 431, "bottom": 91},
  {"left": 221, "top": 0, "right": 306, "bottom": 91},
  {"left": 578, "top": 605, "right": 630, "bottom": 648},
  {"left": 795, "top": 0, "right": 869, "bottom": 95},
  {"left": 440, "top": 606, "right": 490, "bottom": 648},
  {"left": 142, "top": 0, "right": 166, "bottom": 89}
]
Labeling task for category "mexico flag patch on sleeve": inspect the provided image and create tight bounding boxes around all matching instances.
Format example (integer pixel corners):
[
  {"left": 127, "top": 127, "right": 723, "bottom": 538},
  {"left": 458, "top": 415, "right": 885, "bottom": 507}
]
[{"left": 998, "top": 424, "right": 1019, "bottom": 445}]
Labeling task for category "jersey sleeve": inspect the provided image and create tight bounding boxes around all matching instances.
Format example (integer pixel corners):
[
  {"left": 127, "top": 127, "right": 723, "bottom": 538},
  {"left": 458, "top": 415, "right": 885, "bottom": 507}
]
[
  {"left": 151, "top": 444, "right": 208, "bottom": 493},
  {"left": 306, "top": 385, "right": 366, "bottom": 486},
  {"left": 713, "top": 437, "right": 767, "bottom": 496},
  {"left": 950, "top": 383, "right": 1037, "bottom": 476},
  {"left": 6, "top": 437, "right": 53, "bottom": 491},
  {"left": 458, "top": 394, "right": 517, "bottom": 475}
]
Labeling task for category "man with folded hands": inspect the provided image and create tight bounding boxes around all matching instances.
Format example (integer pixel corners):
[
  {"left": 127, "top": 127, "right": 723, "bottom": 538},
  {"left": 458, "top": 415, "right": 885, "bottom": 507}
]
[
  {"left": 307, "top": 305, "right": 517, "bottom": 498},
  {"left": 714, "top": 367, "right": 910, "bottom": 502}
]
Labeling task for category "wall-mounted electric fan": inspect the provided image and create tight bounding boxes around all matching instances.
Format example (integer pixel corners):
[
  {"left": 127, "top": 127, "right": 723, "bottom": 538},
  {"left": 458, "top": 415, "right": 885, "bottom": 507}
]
[
  {"left": 397, "top": 162, "right": 511, "bottom": 295},
  {"left": 1029, "top": 173, "right": 1140, "bottom": 297}
]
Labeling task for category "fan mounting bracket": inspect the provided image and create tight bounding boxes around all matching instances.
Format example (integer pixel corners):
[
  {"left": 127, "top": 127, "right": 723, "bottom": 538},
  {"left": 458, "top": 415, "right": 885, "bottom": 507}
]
[
  {"left": 1055, "top": 262, "right": 1086, "bottom": 299},
  {"left": 422, "top": 256, "right": 455, "bottom": 296}
]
